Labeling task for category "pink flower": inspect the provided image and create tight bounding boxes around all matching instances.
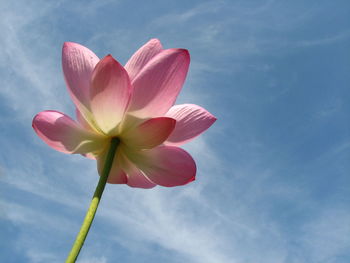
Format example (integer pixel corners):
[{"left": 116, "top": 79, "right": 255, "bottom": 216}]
[{"left": 32, "top": 39, "right": 216, "bottom": 188}]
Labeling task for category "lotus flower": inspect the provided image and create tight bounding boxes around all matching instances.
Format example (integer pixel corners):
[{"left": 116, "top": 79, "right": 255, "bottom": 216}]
[{"left": 32, "top": 39, "right": 216, "bottom": 188}]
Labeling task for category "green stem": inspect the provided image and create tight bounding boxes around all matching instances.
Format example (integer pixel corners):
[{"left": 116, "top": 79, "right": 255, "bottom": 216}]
[{"left": 65, "top": 137, "right": 120, "bottom": 263}]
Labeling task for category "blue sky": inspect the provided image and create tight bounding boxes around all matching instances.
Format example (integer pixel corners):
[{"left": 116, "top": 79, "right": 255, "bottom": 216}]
[{"left": 0, "top": 0, "right": 349, "bottom": 262}]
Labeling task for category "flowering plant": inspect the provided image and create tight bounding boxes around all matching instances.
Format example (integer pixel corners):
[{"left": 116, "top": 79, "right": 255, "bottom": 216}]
[{"left": 32, "top": 39, "right": 216, "bottom": 261}]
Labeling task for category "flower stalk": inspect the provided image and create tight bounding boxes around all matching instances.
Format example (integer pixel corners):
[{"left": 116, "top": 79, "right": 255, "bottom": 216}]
[{"left": 66, "top": 137, "right": 120, "bottom": 263}]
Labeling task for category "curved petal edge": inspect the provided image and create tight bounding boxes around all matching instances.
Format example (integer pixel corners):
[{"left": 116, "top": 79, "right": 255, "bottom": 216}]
[
  {"left": 32, "top": 110, "right": 107, "bottom": 154},
  {"left": 128, "top": 48, "right": 190, "bottom": 118},
  {"left": 90, "top": 55, "right": 132, "bottom": 134},
  {"left": 127, "top": 146, "right": 196, "bottom": 187},
  {"left": 165, "top": 104, "right": 217, "bottom": 146},
  {"left": 125, "top": 38, "right": 163, "bottom": 81}
]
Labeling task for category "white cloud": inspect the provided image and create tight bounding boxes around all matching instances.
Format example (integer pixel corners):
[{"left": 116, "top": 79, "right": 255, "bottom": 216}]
[{"left": 0, "top": 0, "right": 70, "bottom": 121}]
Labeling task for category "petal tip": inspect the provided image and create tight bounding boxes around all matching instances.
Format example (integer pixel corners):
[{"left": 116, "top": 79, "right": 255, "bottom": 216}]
[
  {"left": 149, "top": 38, "right": 161, "bottom": 44},
  {"left": 32, "top": 114, "right": 39, "bottom": 130},
  {"left": 168, "top": 48, "right": 190, "bottom": 65},
  {"left": 176, "top": 48, "right": 190, "bottom": 59},
  {"left": 146, "top": 38, "right": 163, "bottom": 50},
  {"left": 187, "top": 175, "right": 196, "bottom": 184},
  {"left": 168, "top": 48, "right": 190, "bottom": 57},
  {"left": 62, "top": 41, "right": 81, "bottom": 50},
  {"left": 210, "top": 114, "right": 218, "bottom": 122},
  {"left": 100, "top": 54, "right": 121, "bottom": 66},
  {"left": 63, "top": 41, "right": 73, "bottom": 47}
]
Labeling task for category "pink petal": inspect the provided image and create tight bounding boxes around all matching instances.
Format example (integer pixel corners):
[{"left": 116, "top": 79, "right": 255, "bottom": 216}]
[
  {"left": 164, "top": 104, "right": 217, "bottom": 146},
  {"left": 128, "top": 49, "right": 190, "bottom": 118},
  {"left": 62, "top": 42, "right": 99, "bottom": 121},
  {"left": 76, "top": 109, "right": 104, "bottom": 159},
  {"left": 124, "top": 39, "right": 163, "bottom": 81},
  {"left": 126, "top": 169, "right": 157, "bottom": 188},
  {"left": 118, "top": 152, "right": 156, "bottom": 188},
  {"left": 97, "top": 147, "right": 128, "bottom": 184},
  {"left": 32, "top": 110, "right": 107, "bottom": 154},
  {"left": 127, "top": 146, "right": 196, "bottom": 187},
  {"left": 90, "top": 55, "right": 132, "bottom": 134},
  {"left": 121, "top": 117, "right": 176, "bottom": 149}
]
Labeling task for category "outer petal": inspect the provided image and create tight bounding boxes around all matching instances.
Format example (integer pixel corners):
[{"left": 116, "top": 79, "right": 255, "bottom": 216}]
[
  {"left": 32, "top": 110, "right": 107, "bottom": 154},
  {"left": 121, "top": 117, "right": 176, "bottom": 149},
  {"left": 97, "top": 147, "right": 128, "bottom": 184},
  {"left": 124, "top": 39, "right": 163, "bottom": 81},
  {"left": 164, "top": 104, "right": 217, "bottom": 146},
  {"left": 126, "top": 146, "right": 196, "bottom": 187},
  {"left": 118, "top": 152, "right": 156, "bottom": 188},
  {"left": 126, "top": 169, "right": 156, "bottom": 188},
  {"left": 90, "top": 55, "right": 132, "bottom": 134},
  {"left": 62, "top": 42, "right": 99, "bottom": 123},
  {"left": 128, "top": 48, "right": 190, "bottom": 118}
]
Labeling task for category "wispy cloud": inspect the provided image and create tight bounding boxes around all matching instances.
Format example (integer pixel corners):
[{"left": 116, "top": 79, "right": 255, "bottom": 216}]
[
  {"left": 300, "top": 207, "right": 350, "bottom": 263},
  {"left": 296, "top": 30, "right": 350, "bottom": 47},
  {"left": 0, "top": 0, "right": 74, "bottom": 121}
]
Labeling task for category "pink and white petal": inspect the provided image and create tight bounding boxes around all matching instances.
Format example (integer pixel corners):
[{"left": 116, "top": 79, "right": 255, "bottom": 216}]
[
  {"left": 117, "top": 113, "right": 147, "bottom": 135},
  {"left": 32, "top": 110, "right": 107, "bottom": 154},
  {"left": 90, "top": 55, "right": 132, "bottom": 134},
  {"left": 118, "top": 152, "right": 156, "bottom": 188},
  {"left": 128, "top": 48, "right": 190, "bottom": 118},
  {"left": 76, "top": 108, "right": 104, "bottom": 135},
  {"left": 97, "top": 147, "right": 128, "bottom": 184},
  {"left": 76, "top": 108, "right": 93, "bottom": 130},
  {"left": 127, "top": 146, "right": 196, "bottom": 187},
  {"left": 124, "top": 39, "right": 163, "bottom": 81},
  {"left": 164, "top": 104, "right": 217, "bottom": 146},
  {"left": 126, "top": 169, "right": 156, "bottom": 188},
  {"left": 62, "top": 42, "right": 99, "bottom": 117},
  {"left": 121, "top": 117, "right": 176, "bottom": 149}
]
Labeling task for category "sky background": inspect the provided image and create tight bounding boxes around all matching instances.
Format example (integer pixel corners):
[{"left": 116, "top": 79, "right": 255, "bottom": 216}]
[{"left": 0, "top": 0, "right": 349, "bottom": 262}]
